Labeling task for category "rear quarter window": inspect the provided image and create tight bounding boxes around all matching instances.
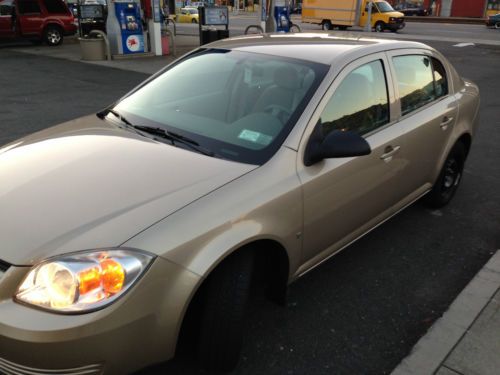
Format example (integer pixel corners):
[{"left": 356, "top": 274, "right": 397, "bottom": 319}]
[
  {"left": 43, "top": 0, "right": 67, "bottom": 13},
  {"left": 18, "top": 0, "right": 41, "bottom": 14}
]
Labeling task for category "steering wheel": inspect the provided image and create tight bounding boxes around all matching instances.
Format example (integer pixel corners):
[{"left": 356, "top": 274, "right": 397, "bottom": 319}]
[{"left": 263, "top": 104, "right": 293, "bottom": 123}]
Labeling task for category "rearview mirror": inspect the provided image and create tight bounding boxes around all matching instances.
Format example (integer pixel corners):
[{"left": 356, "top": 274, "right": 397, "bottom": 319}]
[{"left": 304, "top": 128, "right": 371, "bottom": 166}]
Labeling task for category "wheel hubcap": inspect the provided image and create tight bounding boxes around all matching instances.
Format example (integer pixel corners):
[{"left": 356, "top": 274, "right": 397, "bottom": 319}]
[
  {"left": 443, "top": 159, "right": 460, "bottom": 191},
  {"left": 48, "top": 30, "right": 60, "bottom": 44}
]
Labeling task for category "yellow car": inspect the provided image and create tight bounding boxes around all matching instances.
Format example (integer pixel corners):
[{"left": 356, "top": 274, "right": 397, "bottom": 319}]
[{"left": 176, "top": 7, "right": 199, "bottom": 23}]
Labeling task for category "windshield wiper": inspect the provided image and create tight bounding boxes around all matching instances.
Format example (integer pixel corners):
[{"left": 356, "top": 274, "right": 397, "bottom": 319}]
[
  {"left": 97, "top": 108, "right": 133, "bottom": 126},
  {"left": 132, "top": 126, "right": 215, "bottom": 157},
  {"left": 97, "top": 109, "right": 215, "bottom": 157}
]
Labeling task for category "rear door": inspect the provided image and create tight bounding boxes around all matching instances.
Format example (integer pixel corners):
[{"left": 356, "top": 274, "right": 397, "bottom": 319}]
[
  {"left": 17, "top": 0, "right": 43, "bottom": 36},
  {"left": 0, "top": 0, "right": 15, "bottom": 37},
  {"left": 385, "top": 50, "right": 458, "bottom": 191}
]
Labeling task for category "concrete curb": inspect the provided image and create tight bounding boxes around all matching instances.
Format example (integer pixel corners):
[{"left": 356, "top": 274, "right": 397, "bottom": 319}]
[{"left": 391, "top": 250, "right": 500, "bottom": 375}]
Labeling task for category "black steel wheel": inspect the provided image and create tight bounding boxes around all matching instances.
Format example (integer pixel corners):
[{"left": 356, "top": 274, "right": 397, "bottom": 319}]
[{"left": 425, "top": 142, "right": 466, "bottom": 208}]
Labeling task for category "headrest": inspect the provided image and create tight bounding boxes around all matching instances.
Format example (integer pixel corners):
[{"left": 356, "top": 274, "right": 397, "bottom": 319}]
[{"left": 274, "top": 66, "right": 300, "bottom": 90}]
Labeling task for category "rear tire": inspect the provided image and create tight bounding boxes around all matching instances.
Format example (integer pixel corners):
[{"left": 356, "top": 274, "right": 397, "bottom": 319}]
[
  {"left": 495, "top": 22, "right": 500, "bottom": 29},
  {"left": 44, "top": 25, "right": 63, "bottom": 46},
  {"left": 424, "top": 142, "right": 466, "bottom": 208},
  {"left": 191, "top": 18, "right": 198, "bottom": 24},
  {"left": 322, "top": 20, "right": 332, "bottom": 30},
  {"left": 197, "top": 250, "right": 255, "bottom": 372}
]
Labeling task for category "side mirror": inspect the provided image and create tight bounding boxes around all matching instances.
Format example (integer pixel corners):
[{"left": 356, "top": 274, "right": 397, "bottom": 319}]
[{"left": 304, "top": 128, "right": 371, "bottom": 166}]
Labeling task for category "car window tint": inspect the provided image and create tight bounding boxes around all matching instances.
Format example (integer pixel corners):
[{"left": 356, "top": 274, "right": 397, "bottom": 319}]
[
  {"left": 320, "top": 60, "right": 390, "bottom": 137},
  {"left": 393, "top": 55, "right": 436, "bottom": 116},
  {"left": 18, "top": 0, "right": 41, "bottom": 13},
  {"left": 432, "top": 57, "right": 448, "bottom": 98},
  {"left": 43, "top": 0, "right": 67, "bottom": 13},
  {"left": 0, "top": 0, "right": 13, "bottom": 15}
]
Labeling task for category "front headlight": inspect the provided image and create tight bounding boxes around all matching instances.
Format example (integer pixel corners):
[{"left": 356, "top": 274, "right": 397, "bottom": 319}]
[{"left": 15, "top": 250, "right": 154, "bottom": 313}]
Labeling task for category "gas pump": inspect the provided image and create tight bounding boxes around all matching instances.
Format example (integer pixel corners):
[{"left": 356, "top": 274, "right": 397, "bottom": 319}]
[
  {"left": 106, "top": 0, "right": 145, "bottom": 55},
  {"left": 274, "top": 0, "right": 291, "bottom": 32}
]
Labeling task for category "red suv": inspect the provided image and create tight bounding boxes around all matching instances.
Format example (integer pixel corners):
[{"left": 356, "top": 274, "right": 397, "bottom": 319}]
[{"left": 0, "top": 0, "right": 77, "bottom": 46}]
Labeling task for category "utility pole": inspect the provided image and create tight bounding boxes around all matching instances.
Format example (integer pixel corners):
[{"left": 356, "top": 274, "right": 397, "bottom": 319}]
[
  {"left": 364, "top": 0, "right": 373, "bottom": 32},
  {"left": 265, "top": 0, "right": 276, "bottom": 32}
]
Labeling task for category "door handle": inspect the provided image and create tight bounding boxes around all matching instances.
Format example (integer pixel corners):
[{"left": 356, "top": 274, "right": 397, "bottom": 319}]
[
  {"left": 380, "top": 145, "right": 401, "bottom": 162},
  {"left": 440, "top": 116, "right": 454, "bottom": 130}
]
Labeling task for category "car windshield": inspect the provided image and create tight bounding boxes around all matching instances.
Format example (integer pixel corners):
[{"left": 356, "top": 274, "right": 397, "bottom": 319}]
[
  {"left": 114, "top": 49, "right": 328, "bottom": 165},
  {"left": 376, "top": 1, "right": 395, "bottom": 12}
]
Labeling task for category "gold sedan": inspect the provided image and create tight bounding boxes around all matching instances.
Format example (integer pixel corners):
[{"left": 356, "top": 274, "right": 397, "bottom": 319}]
[{"left": 0, "top": 34, "right": 480, "bottom": 374}]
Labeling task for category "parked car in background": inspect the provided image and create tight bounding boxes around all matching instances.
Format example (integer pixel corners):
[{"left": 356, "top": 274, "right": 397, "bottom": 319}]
[
  {"left": 0, "top": 34, "right": 479, "bottom": 374},
  {"left": 486, "top": 13, "right": 500, "bottom": 28},
  {"left": 176, "top": 6, "right": 198, "bottom": 23},
  {"left": 0, "top": 0, "right": 76, "bottom": 45},
  {"left": 394, "top": 4, "right": 429, "bottom": 16}
]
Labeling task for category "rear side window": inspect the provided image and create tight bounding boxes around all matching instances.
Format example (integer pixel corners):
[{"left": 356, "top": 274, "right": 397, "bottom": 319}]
[
  {"left": 393, "top": 55, "right": 436, "bottom": 116},
  {"left": 17, "top": 0, "right": 41, "bottom": 13},
  {"left": 432, "top": 57, "right": 448, "bottom": 98},
  {"left": 319, "top": 60, "right": 390, "bottom": 137},
  {"left": 42, "top": 0, "right": 67, "bottom": 13}
]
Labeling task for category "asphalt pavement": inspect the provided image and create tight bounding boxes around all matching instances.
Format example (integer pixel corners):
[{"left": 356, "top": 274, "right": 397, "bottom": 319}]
[{"left": 0, "top": 29, "right": 499, "bottom": 375}]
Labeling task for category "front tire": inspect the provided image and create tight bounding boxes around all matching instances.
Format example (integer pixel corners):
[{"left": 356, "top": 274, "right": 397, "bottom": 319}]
[
  {"left": 197, "top": 250, "right": 255, "bottom": 372},
  {"left": 44, "top": 25, "right": 63, "bottom": 46},
  {"left": 191, "top": 18, "right": 198, "bottom": 24},
  {"left": 425, "top": 142, "right": 466, "bottom": 208},
  {"left": 495, "top": 22, "right": 500, "bottom": 29},
  {"left": 374, "top": 21, "right": 385, "bottom": 32}
]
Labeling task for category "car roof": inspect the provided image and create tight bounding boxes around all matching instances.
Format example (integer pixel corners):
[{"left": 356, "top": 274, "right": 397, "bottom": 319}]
[{"left": 206, "top": 33, "right": 432, "bottom": 66}]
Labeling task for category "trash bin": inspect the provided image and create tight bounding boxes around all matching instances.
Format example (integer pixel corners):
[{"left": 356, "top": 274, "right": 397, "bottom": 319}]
[
  {"left": 79, "top": 35, "right": 106, "bottom": 61},
  {"left": 200, "top": 28, "right": 229, "bottom": 45}
]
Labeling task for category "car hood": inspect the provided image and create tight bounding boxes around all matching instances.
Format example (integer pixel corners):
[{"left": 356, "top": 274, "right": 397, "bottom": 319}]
[{"left": 0, "top": 115, "right": 256, "bottom": 266}]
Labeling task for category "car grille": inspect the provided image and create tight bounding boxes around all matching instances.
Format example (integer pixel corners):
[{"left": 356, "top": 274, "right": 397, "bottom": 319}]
[
  {"left": 395, "top": 17, "right": 404, "bottom": 24},
  {"left": 0, "top": 357, "right": 103, "bottom": 375},
  {"left": 0, "top": 259, "right": 9, "bottom": 281}
]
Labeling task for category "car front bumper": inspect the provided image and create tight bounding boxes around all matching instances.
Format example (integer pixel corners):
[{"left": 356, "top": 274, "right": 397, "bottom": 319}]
[
  {"left": 387, "top": 21, "right": 406, "bottom": 31},
  {"left": 0, "top": 257, "right": 201, "bottom": 375}
]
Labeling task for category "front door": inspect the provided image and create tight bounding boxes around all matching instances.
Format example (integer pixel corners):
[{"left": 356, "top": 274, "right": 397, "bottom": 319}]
[{"left": 297, "top": 54, "right": 412, "bottom": 273}]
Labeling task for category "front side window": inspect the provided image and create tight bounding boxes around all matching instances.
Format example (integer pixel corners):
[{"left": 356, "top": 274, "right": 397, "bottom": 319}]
[
  {"left": 393, "top": 55, "right": 436, "bottom": 116},
  {"left": 17, "top": 0, "right": 41, "bottom": 13},
  {"left": 0, "top": 0, "right": 13, "bottom": 15},
  {"left": 114, "top": 49, "right": 328, "bottom": 165},
  {"left": 319, "top": 60, "right": 390, "bottom": 137}
]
